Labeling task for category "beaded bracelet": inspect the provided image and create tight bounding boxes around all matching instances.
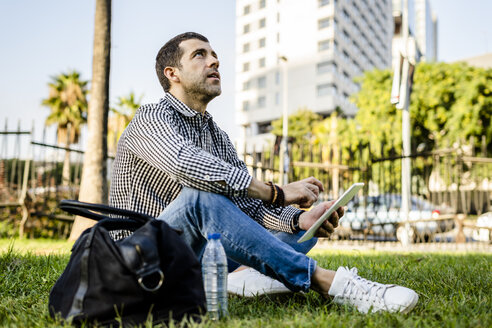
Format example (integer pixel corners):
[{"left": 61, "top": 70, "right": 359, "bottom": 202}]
[
  {"left": 273, "top": 184, "right": 285, "bottom": 208},
  {"left": 266, "top": 181, "right": 277, "bottom": 204},
  {"left": 265, "top": 181, "right": 285, "bottom": 207}
]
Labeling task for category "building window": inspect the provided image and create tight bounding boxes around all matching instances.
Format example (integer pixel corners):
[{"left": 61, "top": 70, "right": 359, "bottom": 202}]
[
  {"left": 342, "top": 9, "right": 350, "bottom": 22},
  {"left": 352, "top": 58, "right": 361, "bottom": 73},
  {"left": 243, "top": 43, "right": 250, "bottom": 53},
  {"left": 258, "top": 76, "right": 267, "bottom": 88},
  {"left": 243, "top": 24, "right": 250, "bottom": 34},
  {"left": 259, "top": 0, "right": 266, "bottom": 9},
  {"left": 275, "top": 71, "right": 280, "bottom": 85},
  {"left": 243, "top": 62, "right": 250, "bottom": 72},
  {"left": 318, "top": 17, "right": 330, "bottom": 30},
  {"left": 342, "top": 29, "right": 350, "bottom": 43},
  {"left": 242, "top": 100, "right": 250, "bottom": 111},
  {"left": 243, "top": 80, "right": 251, "bottom": 90},
  {"left": 352, "top": 39, "right": 359, "bottom": 52},
  {"left": 275, "top": 92, "right": 280, "bottom": 105},
  {"left": 277, "top": 12, "right": 280, "bottom": 23},
  {"left": 319, "top": 0, "right": 330, "bottom": 7},
  {"left": 342, "top": 50, "right": 350, "bottom": 62},
  {"left": 259, "top": 18, "right": 266, "bottom": 28},
  {"left": 257, "top": 96, "right": 266, "bottom": 108},
  {"left": 259, "top": 38, "right": 266, "bottom": 48},
  {"left": 259, "top": 57, "right": 266, "bottom": 68},
  {"left": 352, "top": 2, "right": 360, "bottom": 15},
  {"left": 317, "top": 83, "right": 337, "bottom": 97},
  {"left": 258, "top": 121, "right": 272, "bottom": 134},
  {"left": 318, "top": 39, "right": 331, "bottom": 51},
  {"left": 317, "top": 61, "right": 337, "bottom": 74},
  {"left": 244, "top": 5, "right": 250, "bottom": 15}
]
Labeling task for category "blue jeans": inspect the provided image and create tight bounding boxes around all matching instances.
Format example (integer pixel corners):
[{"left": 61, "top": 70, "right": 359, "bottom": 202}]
[{"left": 157, "top": 187, "right": 318, "bottom": 292}]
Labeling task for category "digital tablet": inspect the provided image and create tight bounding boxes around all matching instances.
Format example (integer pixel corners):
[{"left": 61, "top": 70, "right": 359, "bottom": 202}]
[{"left": 297, "top": 182, "right": 364, "bottom": 243}]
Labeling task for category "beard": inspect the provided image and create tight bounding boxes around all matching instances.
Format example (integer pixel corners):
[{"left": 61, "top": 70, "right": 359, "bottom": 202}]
[{"left": 181, "top": 73, "right": 222, "bottom": 103}]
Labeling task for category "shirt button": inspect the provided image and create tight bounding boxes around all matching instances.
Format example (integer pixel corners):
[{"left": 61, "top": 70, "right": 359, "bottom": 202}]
[
  {"left": 234, "top": 184, "right": 240, "bottom": 189},
  {"left": 205, "top": 175, "right": 210, "bottom": 180}
]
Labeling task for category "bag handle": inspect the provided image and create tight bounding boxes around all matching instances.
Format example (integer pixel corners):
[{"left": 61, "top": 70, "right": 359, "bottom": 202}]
[
  {"left": 97, "top": 218, "right": 145, "bottom": 232},
  {"left": 59, "top": 200, "right": 154, "bottom": 224}
]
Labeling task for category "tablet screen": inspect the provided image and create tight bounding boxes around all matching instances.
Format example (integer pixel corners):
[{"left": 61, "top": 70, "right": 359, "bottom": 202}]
[{"left": 297, "top": 183, "right": 364, "bottom": 243}]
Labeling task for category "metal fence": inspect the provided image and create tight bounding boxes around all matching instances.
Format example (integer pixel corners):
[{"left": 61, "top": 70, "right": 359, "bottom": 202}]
[
  {"left": 242, "top": 137, "right": 492, "bottom": 250},
  {"left": 2, "top": 119, "right": 491, "bottom": 248},
  {"left": 0, "top": 121, "right": 113, "bottom": 238}
]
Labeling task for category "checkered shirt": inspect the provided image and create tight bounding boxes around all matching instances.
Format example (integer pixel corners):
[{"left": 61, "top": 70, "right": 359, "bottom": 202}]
[{"left": 109, "top": 93, "right": 301, "bottom": 238}]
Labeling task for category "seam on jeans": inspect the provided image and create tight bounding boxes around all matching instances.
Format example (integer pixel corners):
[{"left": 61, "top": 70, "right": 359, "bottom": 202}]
[
  {"left": 215, "top": 228, "right": 252, "bottom": 262},
  {"left": 218, "top": 226, "right": 314, "bottom": 292},
  {"left": 302, "top": 258, "right": 317, "bottom": 292}
]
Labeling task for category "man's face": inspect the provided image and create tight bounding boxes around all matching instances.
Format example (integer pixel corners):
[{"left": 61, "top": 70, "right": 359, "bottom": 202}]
[{"left": 174, "top": 38, "right": 221, "bottom": 100}]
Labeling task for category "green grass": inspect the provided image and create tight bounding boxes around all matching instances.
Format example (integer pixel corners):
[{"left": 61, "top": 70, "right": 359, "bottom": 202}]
[
  {"left": 0, "top": 238, "right": 490, "bottom": 327},
  {"left": 0, "top": 238, "right": 73, "bottom": 255}
]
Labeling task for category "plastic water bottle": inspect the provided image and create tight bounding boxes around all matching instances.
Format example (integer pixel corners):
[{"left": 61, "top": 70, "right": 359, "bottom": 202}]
[{"left": 202, "top": 233, "right": 228, "bottom": 320}]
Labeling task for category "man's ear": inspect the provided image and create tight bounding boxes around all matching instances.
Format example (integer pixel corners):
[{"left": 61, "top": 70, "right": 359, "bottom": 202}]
[{"left": 164, "top": 66, "right": 180, "bottom": 83}]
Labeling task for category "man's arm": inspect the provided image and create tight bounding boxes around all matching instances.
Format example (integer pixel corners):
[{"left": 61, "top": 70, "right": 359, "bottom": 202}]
[
  {"left": 212, "top": 126, "right": 331, "bottom": 232},
  {"left": 247, "top": 176, "right": 324, "bottom": 208}
]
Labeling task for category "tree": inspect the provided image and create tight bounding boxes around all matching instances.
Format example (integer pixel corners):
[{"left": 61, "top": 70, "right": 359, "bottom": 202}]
[
  {"left": 108, "top": 92, "right": 142, "bottom": 155},
  {"left": 42, "top": 71, "right": 88, "bottom": 186},
  {"left": 350, "top": 62, "right": 492, "bottom": 155},
  {"left": 70, "top": 0, "right": 111, "bottom": 241},
  {"left": 411, "top": 62, "right": 492, "bottom": 152},
  {"left": 349, "top": 68, "right": 402, "bottom": 156},
  {"left": 271, "top": 108, "right": 322, "bottom": 143}
]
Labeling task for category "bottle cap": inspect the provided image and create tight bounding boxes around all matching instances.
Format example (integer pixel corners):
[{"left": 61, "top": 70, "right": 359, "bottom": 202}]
[{"left": 207, "top": 233, "right": 221, "bottom": 240}]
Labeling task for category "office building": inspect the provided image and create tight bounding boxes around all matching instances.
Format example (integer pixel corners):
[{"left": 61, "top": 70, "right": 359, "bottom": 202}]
[{"left": 235, "top": 0, "right": 393, "bottom": 151}]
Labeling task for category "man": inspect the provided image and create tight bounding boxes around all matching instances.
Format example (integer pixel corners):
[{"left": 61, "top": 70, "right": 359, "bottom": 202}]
[{"left": 109, "top": 32, "right": 418, "bottom": 314}]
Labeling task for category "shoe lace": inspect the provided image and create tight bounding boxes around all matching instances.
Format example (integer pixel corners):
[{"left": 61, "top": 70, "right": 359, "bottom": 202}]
[{"left": 341, "top": 267, "right": 390, "bottom": 308}]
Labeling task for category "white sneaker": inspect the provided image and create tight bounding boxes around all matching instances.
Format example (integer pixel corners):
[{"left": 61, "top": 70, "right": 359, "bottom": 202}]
[
  {"left": 227, "top": 268, "right": 292, "bottom": 297},
  {"left": 328, "top": 267, "right": 418, "bottom": 314}
]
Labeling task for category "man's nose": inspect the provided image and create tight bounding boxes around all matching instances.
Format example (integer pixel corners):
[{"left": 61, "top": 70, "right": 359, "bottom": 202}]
[{"left": 208, "top": 56, "right": 219, "bottom": 69}]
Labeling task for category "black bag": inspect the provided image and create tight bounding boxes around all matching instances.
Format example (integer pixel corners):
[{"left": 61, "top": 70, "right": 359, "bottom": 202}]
[{"left": 49, "top": 200, "right": 206, "bottom": 326}]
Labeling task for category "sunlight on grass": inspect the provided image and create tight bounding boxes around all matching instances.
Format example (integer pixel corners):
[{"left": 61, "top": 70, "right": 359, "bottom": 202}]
[
  {"left": 0, "top": 239, "right": 490, "bottom": 327},
  {"left": 0, "top": 238, "right": 73, "bottom": 255}
]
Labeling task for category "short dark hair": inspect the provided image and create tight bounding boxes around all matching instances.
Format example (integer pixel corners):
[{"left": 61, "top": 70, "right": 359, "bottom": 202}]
[{"left": 155, "top": 32, "right": 209, "bottom": 92}]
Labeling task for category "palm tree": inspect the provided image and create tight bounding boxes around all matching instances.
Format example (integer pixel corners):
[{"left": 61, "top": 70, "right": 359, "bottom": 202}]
[
  {"left": 70, "top": 0, "right": 111, "bottom": 241},
  {"left": 42, "top": 71, "right": 88, "bottom": 186},
  {"left": 108, "top": 92, "right": 142, "bottom": 155}
]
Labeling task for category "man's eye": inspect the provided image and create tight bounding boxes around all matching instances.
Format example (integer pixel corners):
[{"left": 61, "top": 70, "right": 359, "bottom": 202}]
[{"left": 194, "top": 52, "right": 204, "bottom": 57}]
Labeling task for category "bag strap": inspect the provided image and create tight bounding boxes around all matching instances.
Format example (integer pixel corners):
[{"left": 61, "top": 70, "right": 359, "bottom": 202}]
[{"left": 59, "top": 199, "right": 154, "bottom": 224}]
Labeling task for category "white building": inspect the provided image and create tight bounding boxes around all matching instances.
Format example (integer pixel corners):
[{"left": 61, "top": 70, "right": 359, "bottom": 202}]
[
  {"left": 235, "top": 0, "right": 393, "bottom": 152},
  {"left": 414, "top": 0, "right": 437, "bottom": 62},
  {"left": 459, "top": 53, "right": 492, "bottom": 69}
]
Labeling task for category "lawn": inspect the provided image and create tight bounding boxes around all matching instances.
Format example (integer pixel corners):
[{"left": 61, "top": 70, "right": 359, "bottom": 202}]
[{"left": 0, "top": 238, "right": 490, "bottom": 327}]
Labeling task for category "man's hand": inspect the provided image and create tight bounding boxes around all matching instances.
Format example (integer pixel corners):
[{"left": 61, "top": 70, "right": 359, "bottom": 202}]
[
  {"left": 298, "top": 200, "right": 344, "bottom": 237},
  {"left": 282, "top": 177, "right": 324, "bottom": 208}
]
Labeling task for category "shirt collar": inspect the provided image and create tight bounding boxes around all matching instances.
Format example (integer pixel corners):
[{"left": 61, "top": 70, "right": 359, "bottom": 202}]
[{"left": 162, "top": 92, "right": 213, "bottom": 122}]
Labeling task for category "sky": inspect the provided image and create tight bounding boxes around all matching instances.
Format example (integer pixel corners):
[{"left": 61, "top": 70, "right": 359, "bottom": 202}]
[{"left": 0, "top": 0, "right": 491, "bottom": 149}]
